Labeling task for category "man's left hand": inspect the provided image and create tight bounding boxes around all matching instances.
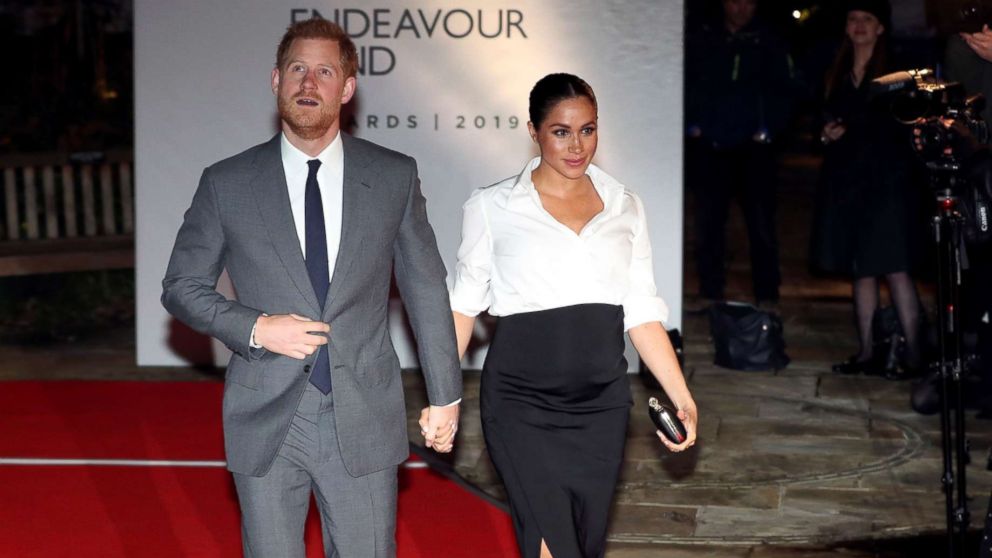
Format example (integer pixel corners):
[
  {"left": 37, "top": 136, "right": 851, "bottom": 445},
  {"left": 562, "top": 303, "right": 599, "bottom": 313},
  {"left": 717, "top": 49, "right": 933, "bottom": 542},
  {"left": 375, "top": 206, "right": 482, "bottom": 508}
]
[{"left": 418, "top": 404, "right": 459, "bottom": 453}]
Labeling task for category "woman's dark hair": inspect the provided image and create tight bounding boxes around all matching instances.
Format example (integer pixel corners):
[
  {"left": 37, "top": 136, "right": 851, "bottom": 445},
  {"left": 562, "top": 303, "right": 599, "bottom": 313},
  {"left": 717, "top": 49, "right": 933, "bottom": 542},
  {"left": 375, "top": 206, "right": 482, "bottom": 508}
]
[
  {"left": 823, "top": 17, "right": 888, "bottom": 99},
  {"left": 528, "top": 73, "right": 597, "bottom": 128}
]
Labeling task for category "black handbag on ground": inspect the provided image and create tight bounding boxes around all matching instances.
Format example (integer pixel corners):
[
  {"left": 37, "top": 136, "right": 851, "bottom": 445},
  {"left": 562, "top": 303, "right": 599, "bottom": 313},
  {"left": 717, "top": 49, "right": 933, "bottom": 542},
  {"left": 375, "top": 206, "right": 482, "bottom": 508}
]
[{"left": 709, "top": 301, "right": 790, "bottom": 371}]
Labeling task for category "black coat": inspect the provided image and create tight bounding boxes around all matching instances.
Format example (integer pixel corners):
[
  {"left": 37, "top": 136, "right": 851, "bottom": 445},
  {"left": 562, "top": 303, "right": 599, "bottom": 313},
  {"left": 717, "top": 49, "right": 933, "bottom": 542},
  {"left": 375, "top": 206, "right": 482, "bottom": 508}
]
[{"left": 810, "top": 75, "right": 921, "bottom": 277}]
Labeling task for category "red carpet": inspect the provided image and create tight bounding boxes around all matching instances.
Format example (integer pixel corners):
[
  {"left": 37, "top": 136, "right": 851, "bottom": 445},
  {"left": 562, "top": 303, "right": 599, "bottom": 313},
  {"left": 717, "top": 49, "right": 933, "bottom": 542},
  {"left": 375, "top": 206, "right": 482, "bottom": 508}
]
[{"left": 0, "top": 381, "right": 517, "bottom": 557}]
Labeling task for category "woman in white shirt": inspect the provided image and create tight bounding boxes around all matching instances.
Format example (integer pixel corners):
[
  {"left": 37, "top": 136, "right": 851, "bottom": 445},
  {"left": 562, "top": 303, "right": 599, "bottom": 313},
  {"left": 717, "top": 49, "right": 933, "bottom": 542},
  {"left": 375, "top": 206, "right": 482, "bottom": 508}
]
[{"left": 448, "top": 73, "right": 697, "bottom": 558}]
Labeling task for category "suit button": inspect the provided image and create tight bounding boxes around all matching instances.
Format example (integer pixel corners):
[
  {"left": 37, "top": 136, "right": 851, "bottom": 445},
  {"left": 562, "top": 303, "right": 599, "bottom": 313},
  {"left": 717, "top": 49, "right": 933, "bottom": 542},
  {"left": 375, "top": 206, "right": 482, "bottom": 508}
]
[{"left": 303, "top": 365, "right": 311, "bottom": 374}]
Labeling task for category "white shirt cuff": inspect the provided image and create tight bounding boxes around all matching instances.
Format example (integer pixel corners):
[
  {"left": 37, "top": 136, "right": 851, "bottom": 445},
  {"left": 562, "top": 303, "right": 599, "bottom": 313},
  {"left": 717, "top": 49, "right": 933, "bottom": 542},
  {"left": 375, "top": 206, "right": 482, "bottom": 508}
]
[
  {"left": 448, "top": 283, "right": 490, "bottom": 318},
  {"left": 623, "top": 296, "right": 670, "bottom": 331},
  {"left": 249, "top": 314, "right": 268, "bottom": 349}
]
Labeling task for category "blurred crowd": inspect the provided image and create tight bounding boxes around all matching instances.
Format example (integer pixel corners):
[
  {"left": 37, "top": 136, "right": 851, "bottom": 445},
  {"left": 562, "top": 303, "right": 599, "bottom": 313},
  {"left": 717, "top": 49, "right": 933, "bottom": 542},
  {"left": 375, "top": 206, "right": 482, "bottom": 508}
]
[{"left": 685, "top": 0, "right": 992, "bottom": 410}]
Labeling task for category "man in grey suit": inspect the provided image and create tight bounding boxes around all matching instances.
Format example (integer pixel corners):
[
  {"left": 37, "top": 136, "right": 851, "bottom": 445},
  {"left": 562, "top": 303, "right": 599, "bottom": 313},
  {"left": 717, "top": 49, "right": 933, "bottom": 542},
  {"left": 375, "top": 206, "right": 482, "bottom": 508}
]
[{"left": 162, "top": 17, "right": 461, "bottom": 558}]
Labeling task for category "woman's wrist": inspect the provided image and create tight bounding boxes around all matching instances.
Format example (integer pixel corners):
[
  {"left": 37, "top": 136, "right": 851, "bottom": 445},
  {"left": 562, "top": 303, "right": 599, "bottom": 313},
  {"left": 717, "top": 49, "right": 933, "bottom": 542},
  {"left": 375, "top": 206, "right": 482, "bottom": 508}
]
[{"left": 672, "top": 397, "right": 696, "bottom": 413}]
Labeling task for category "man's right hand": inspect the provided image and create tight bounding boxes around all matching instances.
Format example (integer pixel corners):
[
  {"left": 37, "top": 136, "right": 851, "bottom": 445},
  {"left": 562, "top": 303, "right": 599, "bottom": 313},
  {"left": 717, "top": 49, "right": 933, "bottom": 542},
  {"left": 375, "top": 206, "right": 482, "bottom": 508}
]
[{"left": 254, "top": 314, "right": 329, "bottom": 359}]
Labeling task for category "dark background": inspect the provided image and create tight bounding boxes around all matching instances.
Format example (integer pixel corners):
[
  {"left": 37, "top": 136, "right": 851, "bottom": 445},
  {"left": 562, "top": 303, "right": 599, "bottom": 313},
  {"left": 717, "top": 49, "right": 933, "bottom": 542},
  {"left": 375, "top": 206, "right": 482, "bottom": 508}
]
[{"left": 0, "top": 0, "right": 967, "bottom": 156}]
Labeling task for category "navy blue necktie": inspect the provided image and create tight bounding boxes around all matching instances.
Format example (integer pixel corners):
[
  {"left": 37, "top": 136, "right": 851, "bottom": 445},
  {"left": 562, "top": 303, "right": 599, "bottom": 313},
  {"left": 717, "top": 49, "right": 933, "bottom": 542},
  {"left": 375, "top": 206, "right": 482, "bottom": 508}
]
[{"left": 305, "top": 159, "right": 331, "bottom": 394}]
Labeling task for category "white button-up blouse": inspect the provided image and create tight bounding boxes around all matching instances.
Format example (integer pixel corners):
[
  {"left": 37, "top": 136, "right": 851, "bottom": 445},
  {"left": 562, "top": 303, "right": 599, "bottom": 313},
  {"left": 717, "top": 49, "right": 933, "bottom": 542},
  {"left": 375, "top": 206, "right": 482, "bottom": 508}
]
[{"left": 449, "top": 157, "right": 669, "bottom": 331}]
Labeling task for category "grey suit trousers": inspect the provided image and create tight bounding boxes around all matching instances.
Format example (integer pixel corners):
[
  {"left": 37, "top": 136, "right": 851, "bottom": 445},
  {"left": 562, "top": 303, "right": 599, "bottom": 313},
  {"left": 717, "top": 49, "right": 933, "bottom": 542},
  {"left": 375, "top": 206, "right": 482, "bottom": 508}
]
[{"left": 232, "top": 382, "right": 398, "bottom": 558}]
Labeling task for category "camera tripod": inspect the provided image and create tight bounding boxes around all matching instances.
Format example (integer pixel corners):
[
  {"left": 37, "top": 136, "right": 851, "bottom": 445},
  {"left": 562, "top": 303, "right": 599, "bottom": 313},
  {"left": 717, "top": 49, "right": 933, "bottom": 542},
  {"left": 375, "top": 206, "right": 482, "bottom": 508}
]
[{"left": 929, "top": 168, "right": 973, "bottom": 557}]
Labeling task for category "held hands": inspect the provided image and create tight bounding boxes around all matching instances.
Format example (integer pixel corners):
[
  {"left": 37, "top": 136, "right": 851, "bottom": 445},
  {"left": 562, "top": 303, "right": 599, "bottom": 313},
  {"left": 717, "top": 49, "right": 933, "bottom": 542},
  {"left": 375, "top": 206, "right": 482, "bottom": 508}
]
[
  {"left": 658, "top": 402, "right": 697, "bottom": 453},
  {"left": 418, "top": 404, "right": 460, "bottom": 454},
  {"left": 254, "top": 313, "right": 329, "bottom": 360}
]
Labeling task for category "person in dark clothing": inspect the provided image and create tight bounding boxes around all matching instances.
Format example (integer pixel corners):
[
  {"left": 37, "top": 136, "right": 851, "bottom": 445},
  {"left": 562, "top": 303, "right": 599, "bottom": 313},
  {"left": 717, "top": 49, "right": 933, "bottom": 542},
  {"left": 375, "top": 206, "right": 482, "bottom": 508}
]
[
  {"left": 810, "top": 0, "right": 924, "bottom": 375},
  {"left": 685, "top": 0, "right": 798, "bottom": 305}
]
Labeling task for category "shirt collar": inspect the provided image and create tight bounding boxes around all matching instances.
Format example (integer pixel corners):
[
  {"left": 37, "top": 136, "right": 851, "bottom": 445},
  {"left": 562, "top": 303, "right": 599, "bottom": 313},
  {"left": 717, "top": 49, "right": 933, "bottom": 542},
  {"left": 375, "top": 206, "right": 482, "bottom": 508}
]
[
  {"left": 280, "top": 131, "right": 343, "bottom": 174},
  {"left": 511, "top": 156, "right": 624, "bottom": 211}
]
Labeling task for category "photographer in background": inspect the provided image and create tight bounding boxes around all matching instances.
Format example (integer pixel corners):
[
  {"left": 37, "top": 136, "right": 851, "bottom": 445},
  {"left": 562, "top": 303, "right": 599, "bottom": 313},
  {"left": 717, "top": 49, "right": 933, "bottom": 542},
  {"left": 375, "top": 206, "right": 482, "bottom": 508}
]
[{"left": 684, "top": 0, "right": 799, "bottom": 307}]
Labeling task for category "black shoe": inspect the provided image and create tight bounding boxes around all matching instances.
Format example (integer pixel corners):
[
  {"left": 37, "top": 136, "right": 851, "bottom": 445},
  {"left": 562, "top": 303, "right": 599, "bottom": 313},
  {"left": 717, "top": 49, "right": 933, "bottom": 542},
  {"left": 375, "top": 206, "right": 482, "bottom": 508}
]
[{"left": 832, "top": 357, "right": 878, "bottom": 375}]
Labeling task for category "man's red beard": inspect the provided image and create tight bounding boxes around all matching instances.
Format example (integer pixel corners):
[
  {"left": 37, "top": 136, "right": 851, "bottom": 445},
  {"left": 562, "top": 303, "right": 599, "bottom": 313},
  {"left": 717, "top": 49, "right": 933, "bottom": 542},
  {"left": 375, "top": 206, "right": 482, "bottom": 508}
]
[{"left": 278, "top": 92, "right": 339, "bottom": 140}]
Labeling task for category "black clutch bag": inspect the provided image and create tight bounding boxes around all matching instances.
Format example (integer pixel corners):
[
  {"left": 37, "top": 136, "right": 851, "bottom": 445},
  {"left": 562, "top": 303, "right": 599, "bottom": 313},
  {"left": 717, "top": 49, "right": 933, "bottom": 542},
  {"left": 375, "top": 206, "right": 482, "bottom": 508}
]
[{"left": 648, "top": 397, "right": 687, "bottom": 444}]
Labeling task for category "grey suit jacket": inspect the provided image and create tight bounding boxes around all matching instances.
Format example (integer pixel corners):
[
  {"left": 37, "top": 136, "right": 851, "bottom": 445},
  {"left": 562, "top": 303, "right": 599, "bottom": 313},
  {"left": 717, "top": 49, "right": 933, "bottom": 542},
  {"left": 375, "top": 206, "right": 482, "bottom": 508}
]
[{"left": 162, "top": 133, "right": 461, "bottom": 477}]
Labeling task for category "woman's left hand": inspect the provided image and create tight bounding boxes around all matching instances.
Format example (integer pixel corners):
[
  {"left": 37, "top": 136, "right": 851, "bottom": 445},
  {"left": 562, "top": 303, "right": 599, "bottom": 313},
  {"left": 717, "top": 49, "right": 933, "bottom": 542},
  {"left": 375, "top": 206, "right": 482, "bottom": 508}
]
[{"left": 657, "top": 402, "right": 697, "bottom": 453}]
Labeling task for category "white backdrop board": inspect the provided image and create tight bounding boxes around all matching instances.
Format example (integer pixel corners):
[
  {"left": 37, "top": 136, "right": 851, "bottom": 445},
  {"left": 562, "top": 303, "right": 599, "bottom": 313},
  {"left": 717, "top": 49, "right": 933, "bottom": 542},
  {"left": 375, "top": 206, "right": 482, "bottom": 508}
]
[{"left": 135, "top": 0, "right": 684, "bottom": 369}]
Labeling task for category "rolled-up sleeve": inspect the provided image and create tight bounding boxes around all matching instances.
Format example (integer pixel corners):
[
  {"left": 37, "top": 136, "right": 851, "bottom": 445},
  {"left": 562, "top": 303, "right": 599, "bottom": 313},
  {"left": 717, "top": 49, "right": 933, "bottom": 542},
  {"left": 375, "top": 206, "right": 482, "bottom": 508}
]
[
  {"left": 621, "top": 193, "right": 669, "bottom": 331},
  {"left": 449, "top": 190, "right": 492, "bottom": 316}
]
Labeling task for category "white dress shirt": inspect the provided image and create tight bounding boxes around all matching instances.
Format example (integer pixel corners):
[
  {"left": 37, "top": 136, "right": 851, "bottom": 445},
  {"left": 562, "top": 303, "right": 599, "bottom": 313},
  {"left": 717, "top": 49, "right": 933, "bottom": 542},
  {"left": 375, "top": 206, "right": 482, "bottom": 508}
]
[
  {"left": 281, "top": 132, "right": 344, "bottom": 273},
  {"left": 449, "top": 157, "right": 669, "bottom": 331},
  {"left": 248, "top": 133, "right": 344, "bottom": 349}
]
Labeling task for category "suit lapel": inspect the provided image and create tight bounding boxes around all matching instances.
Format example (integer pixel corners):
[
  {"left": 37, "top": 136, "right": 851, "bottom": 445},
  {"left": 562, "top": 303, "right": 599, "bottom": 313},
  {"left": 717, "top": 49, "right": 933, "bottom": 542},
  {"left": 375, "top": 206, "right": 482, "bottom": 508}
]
[
  {"left": 325, "top": 135, "right": 374, "bottom": 315},
  {"left": 249, "top": 135, "right": 322, "bottom": 315}
]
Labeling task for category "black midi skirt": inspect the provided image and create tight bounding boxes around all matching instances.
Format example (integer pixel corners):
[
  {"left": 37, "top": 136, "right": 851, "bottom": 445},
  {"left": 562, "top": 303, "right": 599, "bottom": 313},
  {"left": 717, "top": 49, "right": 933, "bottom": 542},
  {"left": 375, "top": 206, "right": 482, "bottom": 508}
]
[{"left": 481, "top": 303, "right": 631, "bottom": 558}]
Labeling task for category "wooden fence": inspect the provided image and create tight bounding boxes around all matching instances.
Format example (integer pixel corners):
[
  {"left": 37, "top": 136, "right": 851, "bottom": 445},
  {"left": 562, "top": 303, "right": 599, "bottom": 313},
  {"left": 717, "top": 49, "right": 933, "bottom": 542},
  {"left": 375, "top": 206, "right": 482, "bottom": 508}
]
[{"left": 0, "top": 150, "right": 134, "bottom": 276}]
